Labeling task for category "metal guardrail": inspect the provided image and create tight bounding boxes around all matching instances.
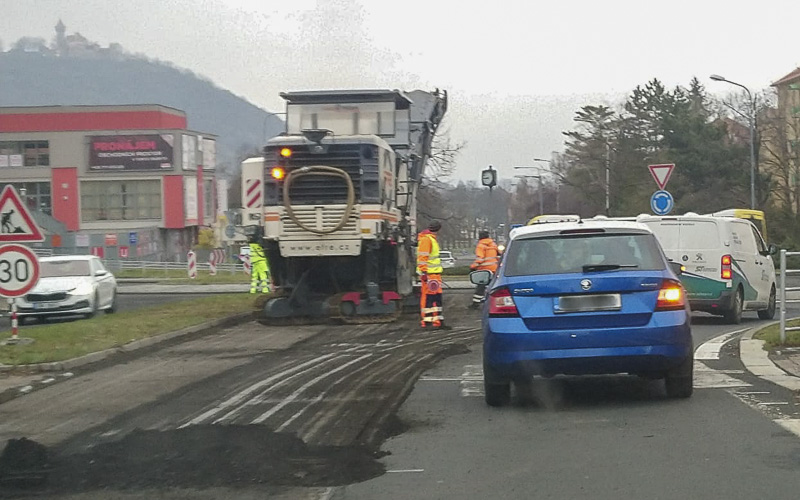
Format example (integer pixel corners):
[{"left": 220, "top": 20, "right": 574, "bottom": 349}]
[
  {"left": 779, "top": 249, "right": 800, "bottom": 344},
  {"left": 103, "top": 260, "right": 245, "bottom": 275}
]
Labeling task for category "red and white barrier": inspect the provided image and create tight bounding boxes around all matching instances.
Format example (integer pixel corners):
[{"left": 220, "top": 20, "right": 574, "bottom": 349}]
[
  {"left": 240, "top": 253, "right": 251, "bottom": 275},
  {"left": 208, "top": 257, "right": 217, "bottom": 276},
  {"left": 9, "top": 300, "right": 18, "bottom": 342},
  {"left": 187, "top": 251, "right": 197, "bottom": 279}
]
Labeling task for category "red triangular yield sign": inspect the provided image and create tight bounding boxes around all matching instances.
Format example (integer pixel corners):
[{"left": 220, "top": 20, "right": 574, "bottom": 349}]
[
  {"left": 0, "top": 185, "right": 45, "bottom": 242},
  {"left": 648, "top": 164, "right": 675, "bottom": 190}
]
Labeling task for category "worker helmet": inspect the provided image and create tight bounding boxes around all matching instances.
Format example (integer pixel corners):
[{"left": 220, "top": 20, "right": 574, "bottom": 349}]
[
  {"left": 479, "top": 230, "right": 490, "bottom": 240},
  {"left": 428, "top": 220, "right": 442, "bottom": 232}
]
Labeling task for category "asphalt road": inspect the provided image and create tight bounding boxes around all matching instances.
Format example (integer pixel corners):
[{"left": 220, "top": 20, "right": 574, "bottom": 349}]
[
  {"left": 0, "top": 294, "right": 799, "bottom": 498},
  {"left": 341, "top": 309, "right": 800, "bottom": 500},
  {"left": 0, "top": 293, "right": 210, "bottom": 332}
]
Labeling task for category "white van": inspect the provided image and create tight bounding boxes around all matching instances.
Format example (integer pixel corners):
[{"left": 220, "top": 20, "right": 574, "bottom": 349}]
[{"left": 638, "top": 214, "right": 777, "bottom": 324}]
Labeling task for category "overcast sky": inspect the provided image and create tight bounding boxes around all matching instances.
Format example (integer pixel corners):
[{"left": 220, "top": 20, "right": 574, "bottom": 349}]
[{"left": 2, "top": 0, "right": 800, "bottom": 182}]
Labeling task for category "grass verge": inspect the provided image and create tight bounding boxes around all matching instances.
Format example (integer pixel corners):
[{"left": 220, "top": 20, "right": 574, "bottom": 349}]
[
  {"left": 753, "top": 319, "right": 800, "bottom": 349},
  {"left": 442, "top": 266, "right": 472, "bottom": 276},
  {"left": 0, "top": 294, "right": 254, "bottom": 366}
]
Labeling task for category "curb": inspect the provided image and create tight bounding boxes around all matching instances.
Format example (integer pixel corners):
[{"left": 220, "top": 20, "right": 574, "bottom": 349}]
[
  {"left": 0, "top": 311, "right": 255, "bottom": 374},
  {"left": 739, "top": 322, "right": 800, "bottom": 392}
]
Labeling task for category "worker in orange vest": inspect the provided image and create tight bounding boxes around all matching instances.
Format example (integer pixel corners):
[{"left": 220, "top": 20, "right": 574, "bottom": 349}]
[
  {"left": 417, "top": 220, "right": 449, "bottom": 329},
  {"left": 469, "top": 229, "right": 499, "bottom": 309}
]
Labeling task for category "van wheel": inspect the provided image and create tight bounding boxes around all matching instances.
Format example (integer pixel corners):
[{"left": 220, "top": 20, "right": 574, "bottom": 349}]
[
  {"left": 758, "top": 285, "right": 776, "bottom": 320},
  {"left": 724, "top": 288, "right": 743, "bottom": 324}
]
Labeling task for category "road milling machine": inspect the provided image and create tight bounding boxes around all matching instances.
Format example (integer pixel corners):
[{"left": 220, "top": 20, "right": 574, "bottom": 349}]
[{"left": 239, "top": 89, "right": 447, "bottom": 323}]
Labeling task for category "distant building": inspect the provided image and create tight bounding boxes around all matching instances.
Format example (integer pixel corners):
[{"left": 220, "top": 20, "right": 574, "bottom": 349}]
[
  {"left": 760, "top": 67, "right": 800, "bottom": 213},
  {"left": 0, "top": 104, "right": 218, "bottom": 261}
]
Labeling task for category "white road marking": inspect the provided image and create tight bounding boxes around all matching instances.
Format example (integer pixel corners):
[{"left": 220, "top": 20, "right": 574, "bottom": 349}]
[
  {"left": 386, "top": 469, "right": 424, "bottom": 473},
  {"left": 179, "top": 352, "right": 339, "bottom": 428},
  {"left": 252, "top": 354, "right": 372, "bottom": 424},
  {"left": 693, "top": 362, "right": 751, "bottom": 389},
  {"left": 774, "top": 418, "right": 800, "bottom": 438},
  {"left": 694, "top": 328, "right": 749, "bottom": 360},
  {"left": 730, "top": 390, "right": 800, "bottom": 439},
  {"left": 737, "top": 391, "right": 771, "bottom": 395},
  {"left": 757, "top": 402, "right": 790, "bottom": 406},
  {"left": 460, "top": 364, "right": 484, "bottom": 397}
]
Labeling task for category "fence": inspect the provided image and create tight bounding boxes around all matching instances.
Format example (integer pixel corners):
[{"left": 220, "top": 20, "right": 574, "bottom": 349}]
[
  {"left": 779, "top": 249, "right": 800, "bottom": 344},
  {"left": 103, "top": 259, "right": 245, "bottom": 276}
]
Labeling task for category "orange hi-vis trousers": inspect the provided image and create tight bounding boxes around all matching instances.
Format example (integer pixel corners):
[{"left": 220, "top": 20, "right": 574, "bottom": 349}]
[{"left": 420, "top": 274, "right": 443, "bottom": 327}]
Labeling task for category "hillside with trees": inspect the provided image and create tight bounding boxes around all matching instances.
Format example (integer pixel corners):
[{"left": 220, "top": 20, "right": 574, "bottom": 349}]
[{"left": 0, "top": 23, "right": 284, "bottom": 178}]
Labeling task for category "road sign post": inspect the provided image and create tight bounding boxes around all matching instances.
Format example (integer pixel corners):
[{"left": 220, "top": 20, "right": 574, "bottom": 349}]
[
  {"left": 650, "top": 190, "right": 675, "bottom": 215},
  {"left": 0, "top": 186, "right": 45, "bottom": 243},
  {"left": 0, "top": 244, "right": 41, "bottom": 346},
  {"left": 648, "top": 164, "right": 675, "bottom": 191}
]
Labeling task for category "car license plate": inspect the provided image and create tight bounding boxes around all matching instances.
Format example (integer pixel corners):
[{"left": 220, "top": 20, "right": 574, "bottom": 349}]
[
  {"left": 554, "top": 294, "right": 622, "bottom": 313},
  {"left": 33, "top": 303, "right": 57, "bottom": 310}
]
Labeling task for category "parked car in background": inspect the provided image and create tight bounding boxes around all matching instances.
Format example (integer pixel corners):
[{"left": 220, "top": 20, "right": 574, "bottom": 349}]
[
  {"left": 439, "top": 251, "right": 456, "bottom": 268},
  {"left": 474, "top": 218, "right": 692, "bottom": 406},
  {"left": 15, "top": 255, "right": 118, "bottom": 323}
]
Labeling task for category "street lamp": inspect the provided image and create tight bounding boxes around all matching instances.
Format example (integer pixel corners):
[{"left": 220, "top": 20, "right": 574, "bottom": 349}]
[
  {"left": 514, "top": 166, "right": 544, "bottom": 215},
  {"left": 533, "top": 158, "right": 561, "bottom": 213},
  {"left": 710, "top": 74, "right": 757, "bottom": 209}
]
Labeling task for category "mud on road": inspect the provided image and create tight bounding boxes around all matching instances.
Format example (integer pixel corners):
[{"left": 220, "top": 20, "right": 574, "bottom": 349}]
[{"left": 0, "top": 295, "right": 481, "bottom": 497}]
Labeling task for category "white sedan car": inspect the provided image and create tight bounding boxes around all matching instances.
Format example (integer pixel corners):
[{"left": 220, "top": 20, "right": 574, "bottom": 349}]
[
  {"left": 15, "top": 255, "right": 118, "bottom": 322},
  {"left": 439, "top": 251, "right": 457, "bottom": 269}
]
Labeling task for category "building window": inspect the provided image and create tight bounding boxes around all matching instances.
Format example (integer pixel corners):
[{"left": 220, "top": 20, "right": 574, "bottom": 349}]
[
  {"left": 81, "top": 180, "right": 161, "bottom": 221},
  {"left": 0, "top": 141, "right": 49, "bottom": 167},
  {"left": 204, "top": 179, "right": 214, "bottom": 219},
  {"left": 4, "top": 182, "right": 51, "bottom": 215}
]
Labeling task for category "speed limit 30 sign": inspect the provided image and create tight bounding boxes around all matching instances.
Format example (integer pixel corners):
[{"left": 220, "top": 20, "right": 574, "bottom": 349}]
[{"left": 0, "top": 244, "right": 40, "bottom": 298}]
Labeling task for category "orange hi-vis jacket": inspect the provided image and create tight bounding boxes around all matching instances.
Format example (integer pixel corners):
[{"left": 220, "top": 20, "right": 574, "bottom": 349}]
[{"left": 471, "top": 238, "right": 499, "bottom": 272}]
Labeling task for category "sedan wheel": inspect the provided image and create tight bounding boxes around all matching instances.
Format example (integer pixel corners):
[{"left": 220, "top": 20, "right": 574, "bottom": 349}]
[
  {"left": 85, "top": 292, "right": 99, "bottom": 319},
  {"left": 665, "top": 356, "right": 693, "bottom": 399},
  {"left": 106, "top": 289, "right": 118, "bottom": 314}
]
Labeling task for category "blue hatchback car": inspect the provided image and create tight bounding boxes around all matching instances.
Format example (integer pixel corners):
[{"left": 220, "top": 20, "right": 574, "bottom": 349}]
[{"left": 473, "top": 219, "right": 693, "bottom": 406}]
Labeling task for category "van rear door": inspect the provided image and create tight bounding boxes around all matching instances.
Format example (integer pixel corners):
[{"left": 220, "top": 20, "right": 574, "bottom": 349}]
[{"left": 642, "top": 218, "right": 729, "bottom": 302}]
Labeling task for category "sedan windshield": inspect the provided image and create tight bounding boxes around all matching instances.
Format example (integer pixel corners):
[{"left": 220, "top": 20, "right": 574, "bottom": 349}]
[
  {"left": 40, "top": 260, "right": 91, "bottom": 277},
  {"left": 504, "top": 233, "right": 666, "bottom": 276}
]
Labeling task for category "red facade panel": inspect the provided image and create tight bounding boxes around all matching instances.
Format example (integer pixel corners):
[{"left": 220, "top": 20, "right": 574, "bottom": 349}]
[
  {"left": 0, "top": 111, "right": 186, "bottom": 133},
  {"left": 51, "top": 168, "right": 79, "bottom": 231},
  {"left": 163, "top": 175, "right": 185, "bottom": 229}
]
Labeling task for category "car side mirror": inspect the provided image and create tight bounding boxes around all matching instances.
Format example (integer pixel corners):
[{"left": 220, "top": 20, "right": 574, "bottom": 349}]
[
  {"left": 767, "top": 244, "right": 779, "bottom": 256},
  {"left": 95, "top": 270, "right": 108, "bottom": 276},
  {"left": 470, "top": 269, "right": 493, "bottom": 286},
  {"left": 668, "top": 261, "right": 684, "bottom": 276}
]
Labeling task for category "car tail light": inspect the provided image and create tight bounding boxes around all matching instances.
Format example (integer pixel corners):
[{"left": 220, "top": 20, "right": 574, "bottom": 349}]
[
  {"left": 721, "top": 254, "right": 732, "bottom": 280},
  {"left": 489, "top": 287, "right": 518, "bottom": 316},
  {"left": 656, "top": 280, "right": 685, "bottom": 311}
]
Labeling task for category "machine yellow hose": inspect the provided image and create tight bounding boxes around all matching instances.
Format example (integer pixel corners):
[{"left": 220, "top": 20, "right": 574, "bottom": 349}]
[{"left": 283, "top": 166, "right": 356, "bottom": 235}]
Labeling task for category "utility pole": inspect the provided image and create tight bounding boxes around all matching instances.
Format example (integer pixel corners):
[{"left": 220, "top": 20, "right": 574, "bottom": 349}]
[{"left": 605, "top": 142, "right": 611, "bottom": 216}]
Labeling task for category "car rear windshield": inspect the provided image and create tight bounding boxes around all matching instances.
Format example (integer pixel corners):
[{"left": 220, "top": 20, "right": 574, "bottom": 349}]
[
  {"left": 504, "top": 233, "right": 666, "bottom": 276},
  {"left": 40, "top": 260, "right": 91, "bottom": 277}
]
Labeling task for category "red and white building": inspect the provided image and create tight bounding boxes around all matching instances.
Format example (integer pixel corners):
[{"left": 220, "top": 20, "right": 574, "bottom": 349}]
[{"left": 0, "top": 104, "right": 218, "bottom": 260}]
